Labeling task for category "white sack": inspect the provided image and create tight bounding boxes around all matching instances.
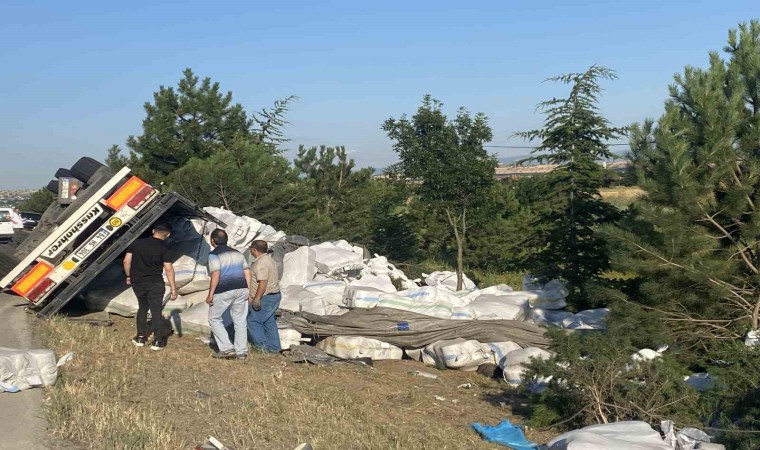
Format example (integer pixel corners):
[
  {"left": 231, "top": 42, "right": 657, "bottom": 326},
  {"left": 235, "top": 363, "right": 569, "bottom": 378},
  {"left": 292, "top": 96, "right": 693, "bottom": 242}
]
[
  {"left": 310, "top": 241, "right": 364, "bottom": 274},
  {"left": 501, "top": 347, "right": 553, "bottom": 385},
  {"left": 317, "top": 336, "right": 402, "bottom": 360},
  {"left": 424, "top": 271, "right": 476, "bottom": 291},
  {"left": 278, "top": 328, "right": 306, "bottom": 350},
  {"left": 300, "top": 297, "right": 327, "bottom": 316},
  {"left": 166, "top": 238, "right": 211, "bottom": 295},
  {"left": 404, "top": 348, "right": 424, "bottom": 361},
  {"left": 477, "top": 284, "right": 514, "bottom": 295},
  {"left": 450, "top": 307, "right": 475, "bottom": 320},
  {"left": 466, "top": 294, "right": 529, "bottom": 321},
  {"left": 521, "top": 276, "right": 569, "bottom": 309},
  {"left": 280, "top": 247, "right": 317, "bottom": 287},
  {"left": 377, "top": 289, "right": 453, "bottom": 319},
  {"left": 179, "top": 300, "right": 232, "bottom": 335},
  {"left": 344, "top": 286, "right": 383, "bottom": 309},
  {"left": 303, "top": 280, "right": 348, "bottom": 306},
  {"left": 562, "top": 308, "right": 609, "bottom": 330},
  {"left": 526, "top": 308, "right": 575, "bottom": 327},
  {"left": 0, "top": 348, "right": 59, "bottom": 390},
  {"left": 422, "top": 339, "right": 492, "bottom": 371},
  {"left": 547, "top": 421, "right": 672, "bottom": 450},
  {"left": 85, "top": 284, "right": 194, "bottom": 317},
  {"left": 280, "top": 286, "right": 321, "bottom": 312},
  {"left": 349, "top": 274, "right": 397, "bottom": 293},
  {"left": 482, "top": 342, "right": 522, "bottom": 366}
]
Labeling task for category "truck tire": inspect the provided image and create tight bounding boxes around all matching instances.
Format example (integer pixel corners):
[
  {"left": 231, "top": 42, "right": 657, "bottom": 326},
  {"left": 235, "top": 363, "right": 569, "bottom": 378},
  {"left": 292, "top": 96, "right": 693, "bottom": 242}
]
[
  {"left": 70, "top": 157, "right": 109, "bottom": 184},
  {"left": 53, "top": 166, "right": 114, "bottom": 226},
  {"left": 46, "top": 179, "right": 58, "bottom": 193},
  {"left": 54, "top": 168, "right": 74, "bottom": 179}
]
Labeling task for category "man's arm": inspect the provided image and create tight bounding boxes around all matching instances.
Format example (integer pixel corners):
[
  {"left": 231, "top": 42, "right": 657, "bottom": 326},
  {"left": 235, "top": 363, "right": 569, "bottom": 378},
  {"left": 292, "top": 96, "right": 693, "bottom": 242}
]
[
  {"left": 243, "top": 267, "right": 251, "bottom": 291},
  {"left": 250, "top": 280, "right": 267, "bottom": 311},
  {"left": 123, "top": 252, "right": 132, "bottom": 285},
  {"left": 162, "top": 262, "right": 178, "bottom": 300},
  {"left": 206, "top": 271, "right": 220, "bottom": 305}
]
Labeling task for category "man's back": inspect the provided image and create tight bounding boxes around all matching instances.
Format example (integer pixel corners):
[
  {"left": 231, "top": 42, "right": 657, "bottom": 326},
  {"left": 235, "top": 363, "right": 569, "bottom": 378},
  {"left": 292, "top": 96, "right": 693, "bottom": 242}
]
[
  {"left": 128, "top": 237, "right": 171, "bottom": 284},
  {"left": 208, "top": 245, "right": 248, "bottom": 293}
]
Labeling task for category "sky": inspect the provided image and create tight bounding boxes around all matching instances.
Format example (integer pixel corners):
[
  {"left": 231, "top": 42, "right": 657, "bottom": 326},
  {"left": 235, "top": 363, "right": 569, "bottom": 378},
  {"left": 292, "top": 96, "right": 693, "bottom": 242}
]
[{"left": 0, "top": 1, "right": 758, "bottom": 189}]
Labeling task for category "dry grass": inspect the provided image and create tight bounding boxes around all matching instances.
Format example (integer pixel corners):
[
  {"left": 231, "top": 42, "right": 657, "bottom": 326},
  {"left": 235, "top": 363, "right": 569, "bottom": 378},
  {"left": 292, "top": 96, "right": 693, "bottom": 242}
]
[
  {"left": 599, "top": 186, "right": 645, "bottom": 208},
  {"left": 36, "top": 316, "right": 556, "bottom": 450}
]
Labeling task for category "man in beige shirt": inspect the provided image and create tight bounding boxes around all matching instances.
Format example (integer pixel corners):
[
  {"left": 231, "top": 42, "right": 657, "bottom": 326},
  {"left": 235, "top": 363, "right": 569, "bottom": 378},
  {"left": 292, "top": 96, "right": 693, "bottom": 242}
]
[{"left": 247, "top": 240, "right": 281, "bottom": 352}]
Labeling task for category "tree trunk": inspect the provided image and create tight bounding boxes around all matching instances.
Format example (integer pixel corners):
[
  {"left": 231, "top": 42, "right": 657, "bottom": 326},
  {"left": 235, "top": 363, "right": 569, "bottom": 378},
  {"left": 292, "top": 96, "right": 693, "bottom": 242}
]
[
  {"left": 753, "top": 295, "right": 760, "bottom": 330},
  {"left": 446, "top": 207, "right": 466, "bottom": 291}
]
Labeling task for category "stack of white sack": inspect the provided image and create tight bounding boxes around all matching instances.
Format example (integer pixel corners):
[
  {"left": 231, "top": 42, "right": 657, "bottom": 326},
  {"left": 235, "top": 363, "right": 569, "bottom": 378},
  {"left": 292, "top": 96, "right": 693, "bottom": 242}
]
[
  {"left": 85, "top": 284, "right": 198, "bottom": 317},
  {"left": 0, "top": 348, "right": 73, "bottom": 392},
  {"left": 526, "top": 308, "right": 609, "bottom": 330},
  {"left": 197, "top": 206, "right": 286, "bottom": 251}
]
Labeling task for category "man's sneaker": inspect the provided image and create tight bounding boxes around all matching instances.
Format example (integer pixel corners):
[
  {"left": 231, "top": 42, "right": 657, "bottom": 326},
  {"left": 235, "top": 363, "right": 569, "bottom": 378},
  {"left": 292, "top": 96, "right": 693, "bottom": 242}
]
[
  {"left": 150, "top": 339, "right": 167, "bottom": 351},
  {"left": 213, "top": 350, "right": 236, "bottom": 360},
  {"left": 236, "top": 353, "right": 248, "bottom": 360},
  {"left": 131, "top": 336, "right": 147, "bottom": 347}
]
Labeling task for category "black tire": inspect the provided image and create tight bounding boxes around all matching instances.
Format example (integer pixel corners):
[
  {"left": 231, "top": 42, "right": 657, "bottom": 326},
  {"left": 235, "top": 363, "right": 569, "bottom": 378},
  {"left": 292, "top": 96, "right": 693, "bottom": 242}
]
[
  {"left": 46, "top": 179, "right": 58, "bottom": 193},
  {"left": 54, "top": 168, "right": 74, "bottom": 179},
  {"left": 54, "top": 166, "right": 113, "bottom": 226},
  {"left": 70, "top": 157, "right": 109, "bottom": 184}
]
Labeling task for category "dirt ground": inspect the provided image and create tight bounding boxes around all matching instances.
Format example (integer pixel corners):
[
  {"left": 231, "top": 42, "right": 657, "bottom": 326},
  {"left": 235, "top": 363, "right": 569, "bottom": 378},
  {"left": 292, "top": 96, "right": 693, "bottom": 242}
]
[{"left": 36, "top": 314, "right": 557, "bottom": 450}]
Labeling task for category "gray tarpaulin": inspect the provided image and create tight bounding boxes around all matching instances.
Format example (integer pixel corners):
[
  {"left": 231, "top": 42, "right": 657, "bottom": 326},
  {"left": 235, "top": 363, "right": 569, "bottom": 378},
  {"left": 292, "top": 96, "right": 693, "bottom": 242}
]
[{"left": 283, "top": 307, "right": 550, "bottom": 349}]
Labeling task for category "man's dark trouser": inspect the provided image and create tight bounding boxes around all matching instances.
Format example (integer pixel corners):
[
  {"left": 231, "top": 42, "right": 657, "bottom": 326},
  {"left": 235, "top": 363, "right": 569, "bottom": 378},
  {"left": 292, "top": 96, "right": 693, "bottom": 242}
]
[{"left": 132, "top": 282, "right": 165, "bottom": 338}]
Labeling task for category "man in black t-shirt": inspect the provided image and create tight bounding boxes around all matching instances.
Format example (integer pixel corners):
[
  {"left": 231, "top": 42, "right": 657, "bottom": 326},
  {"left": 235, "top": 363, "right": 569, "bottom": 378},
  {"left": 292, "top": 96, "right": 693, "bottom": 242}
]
[{"left": 123, "top": 222, "right": 178, "bottom": 350}]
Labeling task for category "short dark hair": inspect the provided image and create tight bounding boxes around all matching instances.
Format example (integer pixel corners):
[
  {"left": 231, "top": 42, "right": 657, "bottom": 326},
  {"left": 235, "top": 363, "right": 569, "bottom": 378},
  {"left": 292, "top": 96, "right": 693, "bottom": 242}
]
[
  {"left": 250, "top": 240, "right": 268, "bottom": 253},
  {"left": 210, "top": 229, "right": 228, "bottom": 246},
  {"left": 153, "top": 222, "right": 172, "bottom": 233}
]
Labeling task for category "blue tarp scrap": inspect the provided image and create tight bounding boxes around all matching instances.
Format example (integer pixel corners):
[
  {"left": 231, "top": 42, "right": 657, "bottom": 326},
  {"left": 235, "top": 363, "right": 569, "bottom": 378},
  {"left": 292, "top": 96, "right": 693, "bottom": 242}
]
[{"left": 471, "top": 419, "right": 540, "bottom": 450}]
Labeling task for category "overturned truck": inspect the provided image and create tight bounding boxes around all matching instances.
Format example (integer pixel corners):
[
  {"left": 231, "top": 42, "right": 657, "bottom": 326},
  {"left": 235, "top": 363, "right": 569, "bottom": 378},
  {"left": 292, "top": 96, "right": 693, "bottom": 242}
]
[{"left": 0, "top": 157, "right": 221, "bottom": 317}]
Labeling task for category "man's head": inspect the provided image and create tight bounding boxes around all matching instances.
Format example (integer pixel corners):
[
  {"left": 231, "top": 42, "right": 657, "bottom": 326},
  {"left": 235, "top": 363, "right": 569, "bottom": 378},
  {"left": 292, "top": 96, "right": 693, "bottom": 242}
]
[
  {"left": 152, "top": 222, "right": 172, "bottom": 240},
  {"left": 13, "top": 208, "right": 19, "bottom": 213},
  {"left": 210, "top": 229, "right": 228, "bottom": 247},
  {"left": 250, "top": 240, "right": 268, "bottom": 257}
]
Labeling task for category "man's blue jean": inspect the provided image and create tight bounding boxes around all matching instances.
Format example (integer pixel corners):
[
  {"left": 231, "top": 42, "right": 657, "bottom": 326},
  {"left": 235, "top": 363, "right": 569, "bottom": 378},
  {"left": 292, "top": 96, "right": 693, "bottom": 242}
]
[
  {"left": 208, "top": 288, "right": 249, "bottom": 355},
  {"left": 248, "top": 292, "right": 281, "bottom": 352}
]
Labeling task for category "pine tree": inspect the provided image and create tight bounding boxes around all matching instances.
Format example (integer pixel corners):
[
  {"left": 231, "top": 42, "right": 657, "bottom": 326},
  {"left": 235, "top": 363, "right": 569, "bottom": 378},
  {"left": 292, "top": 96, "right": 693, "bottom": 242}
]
[
  {"left": 126, "top": 69, "right": 252, "bottom": 179},
  {"left": 516, "top": 66, "right": 624, "bottom": 308},
  {"left": 605, "top": 21, "right": 760, "bottom": 347}
]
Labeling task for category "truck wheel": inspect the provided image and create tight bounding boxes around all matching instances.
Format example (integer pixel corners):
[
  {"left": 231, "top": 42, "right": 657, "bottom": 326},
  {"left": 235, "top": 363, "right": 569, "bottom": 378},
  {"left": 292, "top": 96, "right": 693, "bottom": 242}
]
[
  {"left": 46, "top": 179, "right": 58, "bottom": 193},
  {"left": 70, "top": 157, "right": 110, "bottom": 184},
  {"left": 54, "top": 168, "right": 74, "bottom": 179},
  {"left": 54, "top": 167, "right": 114, "bottom": 226}
]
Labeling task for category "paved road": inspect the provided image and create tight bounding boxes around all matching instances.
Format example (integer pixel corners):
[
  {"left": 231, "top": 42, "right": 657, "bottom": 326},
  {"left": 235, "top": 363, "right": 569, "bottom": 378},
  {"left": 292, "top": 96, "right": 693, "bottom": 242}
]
[{"left": 0, "top": 293, "right": 50, "bottom": 449}]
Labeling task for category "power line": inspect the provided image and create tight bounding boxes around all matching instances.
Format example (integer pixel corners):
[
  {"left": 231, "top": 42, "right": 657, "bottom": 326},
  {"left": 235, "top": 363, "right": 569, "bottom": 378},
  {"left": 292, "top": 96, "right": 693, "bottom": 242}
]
[{"left": 484, "top": 143, "right": 630, "bottom": 149}]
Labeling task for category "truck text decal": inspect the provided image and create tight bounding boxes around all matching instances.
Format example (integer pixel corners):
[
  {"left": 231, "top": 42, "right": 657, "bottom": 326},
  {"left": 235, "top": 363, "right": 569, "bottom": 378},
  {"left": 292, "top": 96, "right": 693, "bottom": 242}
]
[{"left": 44, "top": 204, "right": 104, "bottom": 259}]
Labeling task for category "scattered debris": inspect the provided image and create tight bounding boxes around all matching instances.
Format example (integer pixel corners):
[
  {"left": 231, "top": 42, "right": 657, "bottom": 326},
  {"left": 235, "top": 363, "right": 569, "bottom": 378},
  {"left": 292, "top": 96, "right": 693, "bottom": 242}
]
[
  {"left": 408, "top": 370, "right": 438, "bottom": 379},
  {"left": 471, "top": 419, "right": 539, "bottom": 450},
  {"left": 434, "top": 395, "right": 446, "bottom": 401},
  {"left": 457, "top": 382, "right": 472, "bottom": 389}
]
